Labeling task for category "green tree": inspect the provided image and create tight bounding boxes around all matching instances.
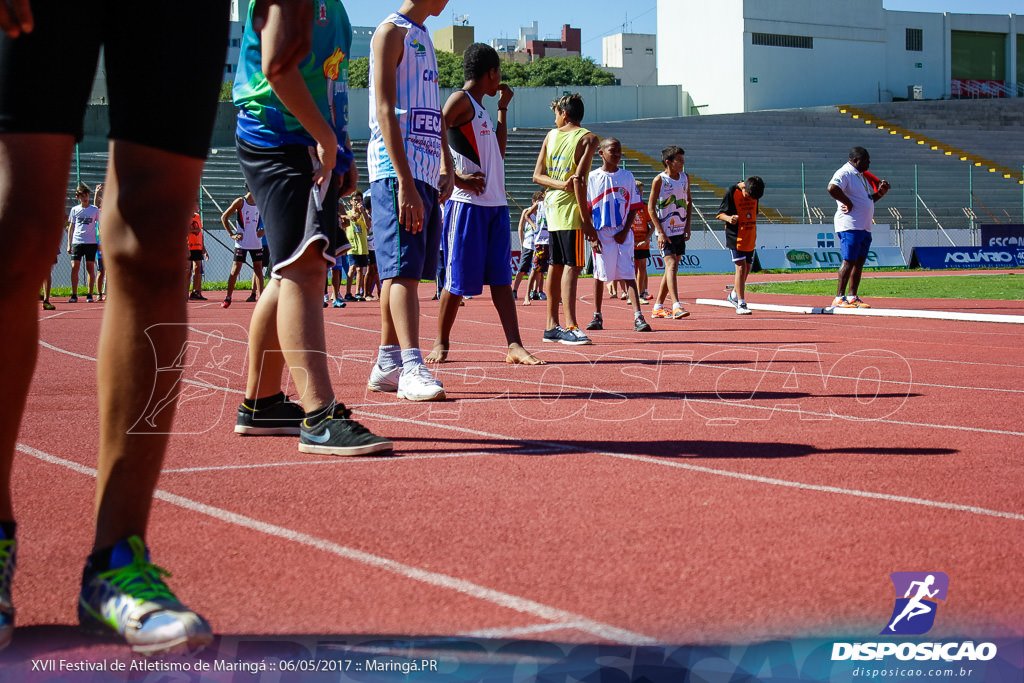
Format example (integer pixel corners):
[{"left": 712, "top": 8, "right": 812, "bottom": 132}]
[
  {"left": 526, "top": 56, "right": 615, "bottom": 87},
  {"left": 436, "top": 50, "right": 465, "bottom": 88},
  {"left": 500, "top": 60, "right": 530, "bottom": 87},
  {"left": 349, "top": 56, "right": 369, "bottom": 89},
  {"left": 219, "top": 80, "right": 234, "bottom": 102}
]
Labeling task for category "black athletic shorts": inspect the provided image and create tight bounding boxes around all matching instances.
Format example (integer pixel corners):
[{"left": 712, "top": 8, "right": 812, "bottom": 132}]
[
  {"left": 233, "top": 247, "right": 264, "bottom": 264},
  {"left": 72, "top": 243, "right": 98, "bottom": 262},
  {"left": 189, "top": 249, "right": 204, "bottom": 262},
  {"left": 549, "top": 230, "right": 585, "bottom": 268},
  {"left": 634, "top": 248, "right": 651, "bottom": 261},
  {"left": 237, "top": 136, "right": 345, "bottom": 277},
  {"left": 661, "top": 234, "right": 687, "bottom": 256},
  {"left": 517, "top": 248, "right": 534, "bottom": 274},
  {"left": 0, "top": 0, "right": 230, "bottom": 159}
]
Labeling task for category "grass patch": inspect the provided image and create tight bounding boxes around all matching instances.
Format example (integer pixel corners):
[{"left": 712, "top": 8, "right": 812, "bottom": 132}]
[{"left": 748, "top": 274, "right": 1022, "bottom": 300}]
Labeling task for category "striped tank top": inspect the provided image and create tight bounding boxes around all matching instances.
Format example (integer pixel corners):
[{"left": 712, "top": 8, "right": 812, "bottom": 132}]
[{"left": 367, "top": 12, "right": 442, "bottom": 189}]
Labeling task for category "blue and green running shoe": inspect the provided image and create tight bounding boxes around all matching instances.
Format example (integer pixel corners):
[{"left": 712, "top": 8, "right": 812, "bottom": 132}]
[
  {"left": 78, "top": 536, "right": 211, "bottom": 656},
  {"left": 0, "top": 531, "right": 15, "bottom": 650}
]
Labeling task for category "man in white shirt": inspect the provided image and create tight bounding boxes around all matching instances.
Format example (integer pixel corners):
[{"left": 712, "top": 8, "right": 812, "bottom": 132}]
[{"left": 827, "top": 146, "right": 890, "bottom": 309}]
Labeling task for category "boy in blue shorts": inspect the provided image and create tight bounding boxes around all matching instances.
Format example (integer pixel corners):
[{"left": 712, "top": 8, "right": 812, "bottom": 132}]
[
  {"left": 425, "top": 43, "right": 543, "bottom": 366},
  {"left": 716, "top": 176, "right": 765, "bottom": 315},
  {"left": 232, "top": 0, "right": 391, "bottom": 457},
  {"left": 365, "top": 0, "right": 454, "bottom": 401}
]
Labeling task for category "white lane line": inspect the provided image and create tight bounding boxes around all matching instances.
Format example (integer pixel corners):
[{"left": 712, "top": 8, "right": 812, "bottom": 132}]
[
  {"left": 460, "top": 622, "right": 591, "bottom": 639},
  {"left": 365, "top": 414, "right": 1024, "bottom": 521},
  {"left": 162, "top": 448, "right": 557, "bottom": 474},
  {"left": 15, "top": 442, "right": 658, "bottom": 646}
]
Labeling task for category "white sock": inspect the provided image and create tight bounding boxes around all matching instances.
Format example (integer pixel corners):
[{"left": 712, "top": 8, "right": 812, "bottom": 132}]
[
  {"left": 400, "top": 348, "right": 424, "bottom": 370},
  {"left": 377, "top": 345, "right": 402, "bottom": 372}
]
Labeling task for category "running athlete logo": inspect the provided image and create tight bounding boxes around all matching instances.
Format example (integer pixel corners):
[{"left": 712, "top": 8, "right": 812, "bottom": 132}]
[{"left": 881, "top": 572, "right": 949, "bottom": 635}]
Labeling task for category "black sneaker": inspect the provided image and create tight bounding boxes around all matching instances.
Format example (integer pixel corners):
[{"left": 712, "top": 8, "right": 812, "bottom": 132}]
[
  {"left": 234, "top": 396, "right": 304, "bottom": 435},
  {"left": 634, "top": 316, "right": 653, "bottom": 332},
  {"left": 585, "top": 314, "right": 603, "bottom": 331},
  {"left": 299, "top": 403, "right": 393, "bottom": 456}
]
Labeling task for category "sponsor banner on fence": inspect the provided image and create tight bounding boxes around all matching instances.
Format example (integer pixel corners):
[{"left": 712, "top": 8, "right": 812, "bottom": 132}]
[
  {"left": 911, "top": 246, "right": 1024, "bottom": 270},
  {"left": 646, "top": 249, "right": 737, "bottom": 275},
  {"left": 757, "top": 247, "right": 906, "bottom": 270},
  {"left": 980, "top": 224, "right": 1024, "bottom": 248},
  {"left": 756, "top": 224, "right": 891, "bottom": 250}
]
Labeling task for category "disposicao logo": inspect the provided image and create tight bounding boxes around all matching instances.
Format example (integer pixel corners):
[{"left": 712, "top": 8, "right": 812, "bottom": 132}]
[
  {"left": 882, "top": 572, "right": 948, "bottom": 635},
  {"left": 831, "top": 572, "right": 998, "bottom": 663}
]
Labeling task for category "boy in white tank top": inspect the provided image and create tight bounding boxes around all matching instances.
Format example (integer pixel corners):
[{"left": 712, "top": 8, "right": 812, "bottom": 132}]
[
  {"left": 365, "top": 0, "right": 455, "bottom": 402},
  {"left": 648, "top": 145, "right": 692, "bottom": 320},
  {"left": 219, "top": 182, "right": 265, "bottom": 306},
  {"left": 424, "top": 43, "right": 543, "bottom": 366}
]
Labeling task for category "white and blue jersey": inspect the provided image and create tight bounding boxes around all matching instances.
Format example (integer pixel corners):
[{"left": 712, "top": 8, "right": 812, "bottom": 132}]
[
  {"left": 587, "top": 168, "right": 641, "bottom": 233},
  {"left": 367, "top": 12, "right": 442, "bottom": 189}
]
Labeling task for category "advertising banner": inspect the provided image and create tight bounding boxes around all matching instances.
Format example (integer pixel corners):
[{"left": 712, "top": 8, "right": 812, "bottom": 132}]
[
  {"left": 757, "top": 247, "right": 906, "bottom": 270},
  {"left": 979, "top": 224, "right": 1024, "bottom": 248},
  {"left": 911, "top": 246, "right": 1024, "bottom": 270},
  {"left": 646, "top": 250, "right": 737, "bottom": 275},
  {"left": 756, "top": 224, "right": 892, "bottom": 250}
]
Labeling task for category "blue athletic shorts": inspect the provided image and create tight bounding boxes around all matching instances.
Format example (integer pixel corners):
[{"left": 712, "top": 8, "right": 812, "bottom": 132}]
[
  {"left": 838, "top": 229, "right": 872, "bottom": 261},
  {"left": 442, "top": 201, "right": 512, "bottom": 297},
  {"left": 371, "top": 178, "right": 442, "bottom": 281}
]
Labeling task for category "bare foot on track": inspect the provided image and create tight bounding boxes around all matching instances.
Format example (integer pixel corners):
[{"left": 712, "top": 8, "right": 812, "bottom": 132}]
[
  {"left": 505, "top": 344, "right": 545, "bottom": 365},
  {"left": 425, "top": 344, "right": 449, "bottom": 364}
]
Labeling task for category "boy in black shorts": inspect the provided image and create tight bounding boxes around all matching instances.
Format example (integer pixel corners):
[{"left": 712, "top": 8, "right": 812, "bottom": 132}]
[
  {"left": 0, "top": 0, "right": 237, "bottom": 655},
  {"left": 232, "top": 0, "right": 390, "bottom": 456},
  {"left": 649, "top": 145, "right": 692, "bottom": 319},
  {"left": 716, "top": 176, "right": 765, "bottom": 315}
]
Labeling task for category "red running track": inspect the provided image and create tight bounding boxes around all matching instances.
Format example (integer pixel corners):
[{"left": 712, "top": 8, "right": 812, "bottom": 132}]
[{"left": 6, "top": 270, "right": 1023, "bottom": 661}]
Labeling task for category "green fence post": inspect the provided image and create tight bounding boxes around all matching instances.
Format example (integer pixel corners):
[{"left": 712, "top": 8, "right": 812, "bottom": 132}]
[
  {"left": 801, "top": 163, "right": 806, "bottom": 224},
  {"left": 968, "top": 163, "right": 973, "bottom": 245},
  {"left": 914, "top": 164, "right": 919, "bottom": 231}
]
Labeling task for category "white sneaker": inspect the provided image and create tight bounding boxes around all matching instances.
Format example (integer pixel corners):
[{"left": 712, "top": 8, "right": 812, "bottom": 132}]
[
  {"left": 367, "top": 363, "right": 401, "bottom": 392},
  {"left": 397, "top": 364, "right": 446, "bottom": 401},
  {"left": 728, "top": 290, "right": 738, "bottom": 304},
  {"left": 735, "top": 302, "right": 752, "bottom": 315}
]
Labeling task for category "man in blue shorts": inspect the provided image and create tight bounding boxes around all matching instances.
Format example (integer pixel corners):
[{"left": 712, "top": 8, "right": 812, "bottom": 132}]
[
  {"left": 827, "top": 146, "right": 890, "bottom": 309},
  {"left": 425, "top": 44, "right": 542, "bottom": 366}
]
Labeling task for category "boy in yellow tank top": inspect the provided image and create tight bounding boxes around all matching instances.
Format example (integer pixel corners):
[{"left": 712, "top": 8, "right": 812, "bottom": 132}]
[{"left": 531, "top": 93, "right": 600, "bottom": 345}]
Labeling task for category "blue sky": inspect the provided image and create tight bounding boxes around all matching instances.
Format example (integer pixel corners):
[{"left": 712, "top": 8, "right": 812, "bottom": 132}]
[{"left": 343, "top": 1, "right": 1020, "bottom": 62}]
